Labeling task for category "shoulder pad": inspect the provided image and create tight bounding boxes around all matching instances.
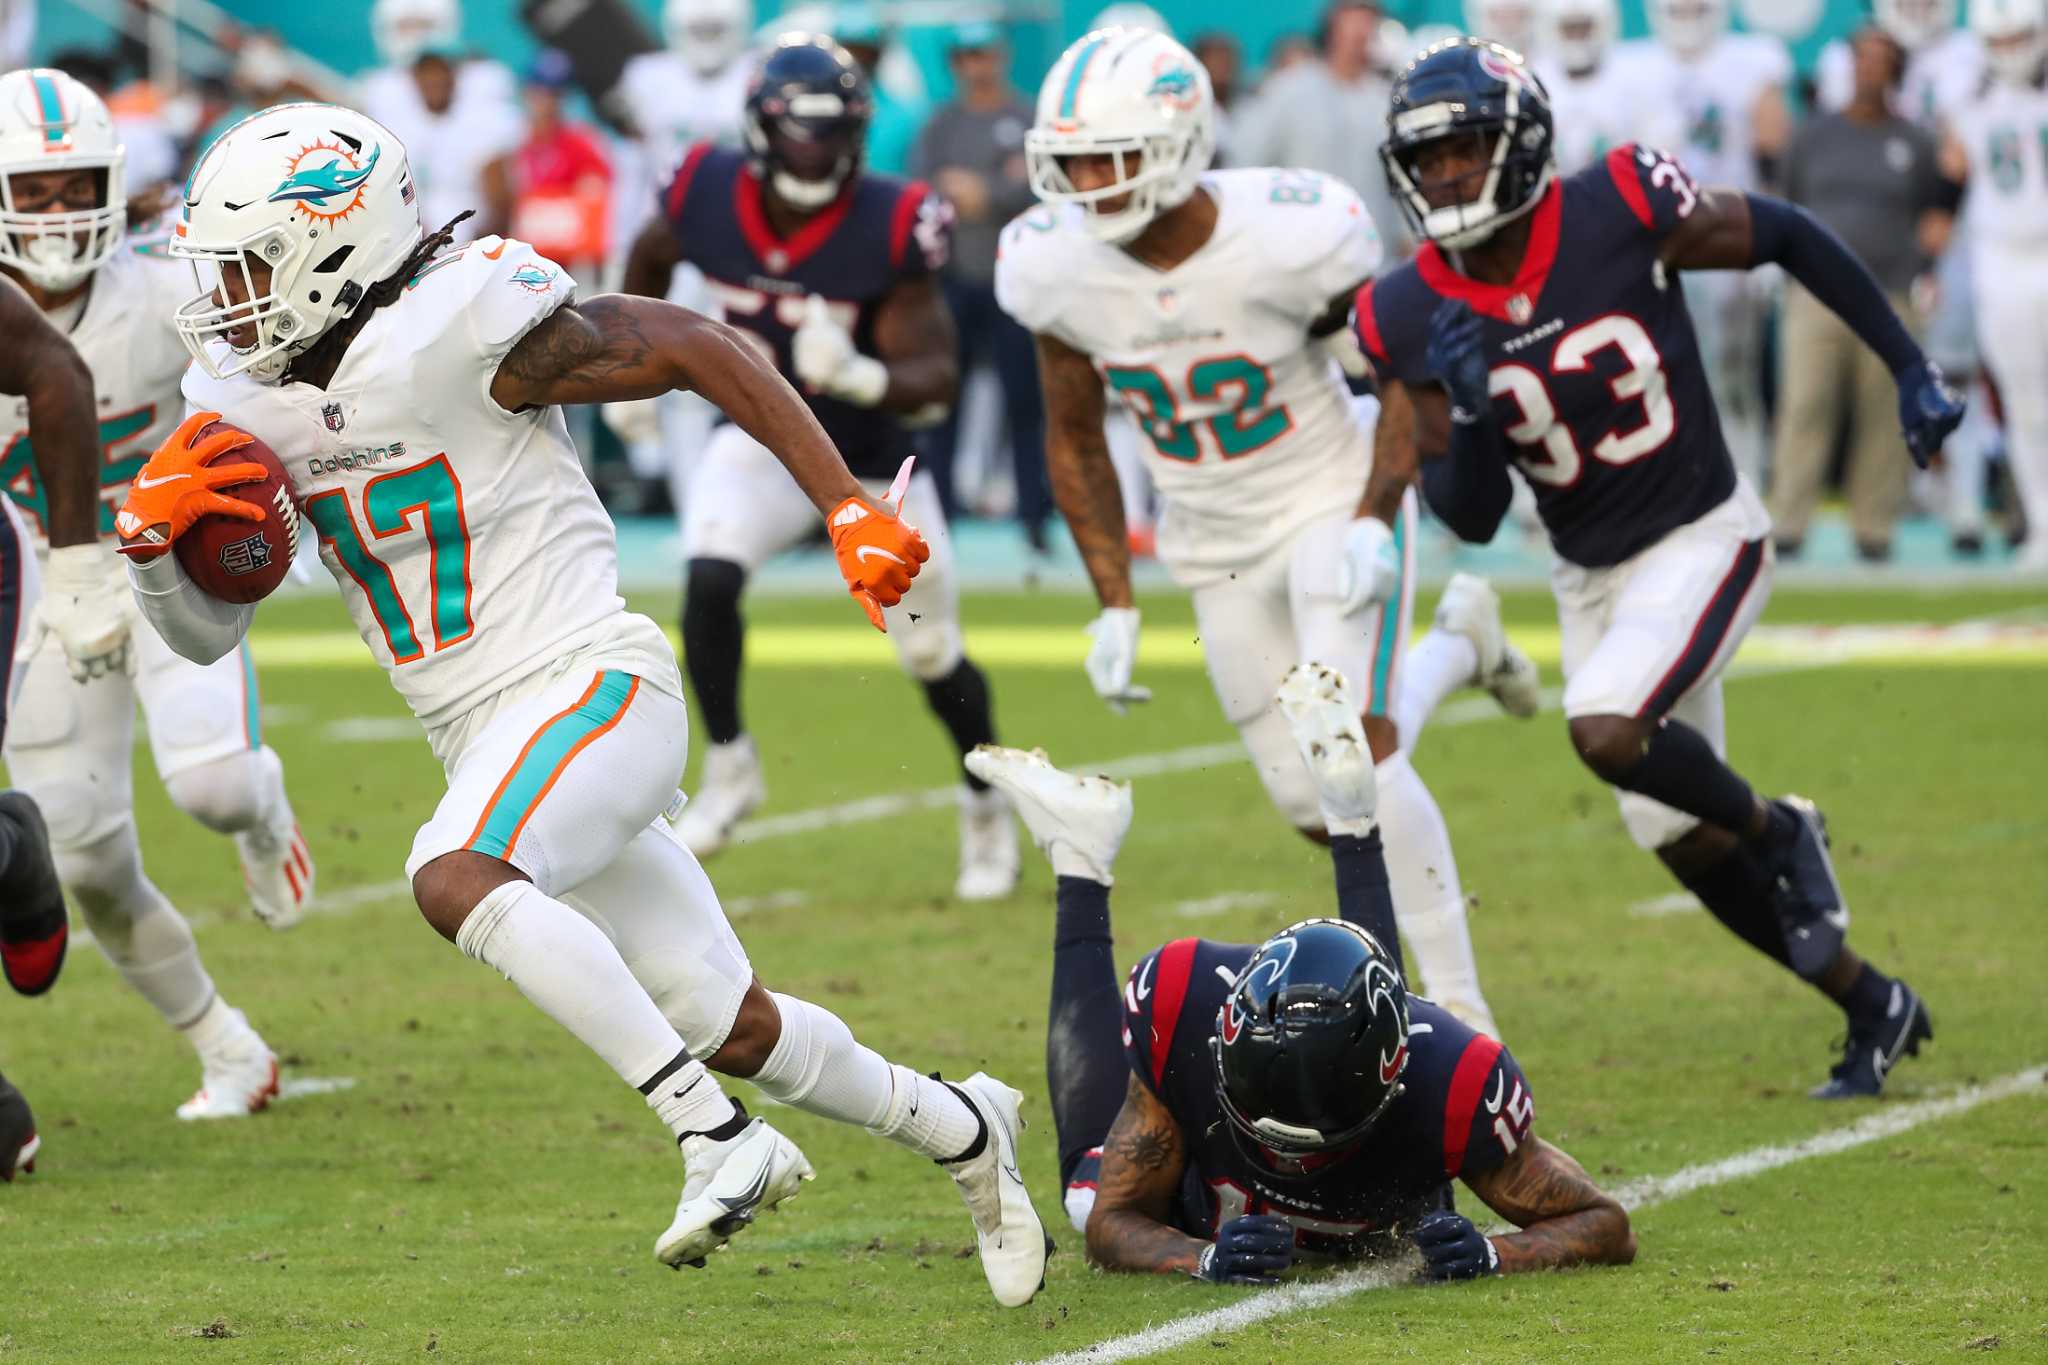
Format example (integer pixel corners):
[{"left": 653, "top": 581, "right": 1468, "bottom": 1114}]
[
  {"left": 994, "top": 203, "right": 1079, "bottom": 337},
  {"left": 1598, "top": 143, "right": 1705, "bottom": 237},
  {"left": 1119, "top": 938, "right": 1208, "bottom": 1096},
  {"left": 404, "top": 235, "right": 577, "bottom": 363}
]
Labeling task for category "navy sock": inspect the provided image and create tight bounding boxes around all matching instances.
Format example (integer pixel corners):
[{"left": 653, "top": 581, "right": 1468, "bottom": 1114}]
[
  {"left": 1615, "top": 719, "right": 1759, "bottom": 837},
  {"left": 682, "top": 559, "right": 748, "bottom": 746},
  {"left": 1048, "top": 876, "right": 1126, "bottom": 1182},
  {"left": 1669, "top": 846, "right": 1795, "bottom": 971},
  {"left": 921, "top": 658, "right": 998, "bottom": 791},
  {"left": 1330, "top": 830, "right": 1405, "bottom": 981}
]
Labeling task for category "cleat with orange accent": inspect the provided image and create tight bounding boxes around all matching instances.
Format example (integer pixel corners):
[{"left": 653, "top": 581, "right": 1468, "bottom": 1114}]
[
  {"left": 177, "top": 1010, "right": 281, "bottom": 1121},
  {"left": 239, "top": 823, "right": 314, "bottom": 931}
]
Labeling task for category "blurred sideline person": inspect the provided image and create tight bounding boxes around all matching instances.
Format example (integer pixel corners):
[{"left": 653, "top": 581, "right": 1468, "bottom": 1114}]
[
  {"left": 1534, "top": 0, "right": 1669, "bottom": 174},
  {"left": 1001, "top": 27, "right": 1538, "bottom": 1033},
  {"left": 1945, "top": 0, "right": 2048, "bottom": 572},
  {"left": 1, "top": 68, "right": 311, "bottom": 1119},
  {"left": 624, "top": 36, "right": 1019, "bottom": 898}
]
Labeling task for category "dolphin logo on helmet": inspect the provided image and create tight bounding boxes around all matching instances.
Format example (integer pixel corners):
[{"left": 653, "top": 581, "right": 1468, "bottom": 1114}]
[{"left": 269, "top": 145, "right": 381, "bottom": 208}]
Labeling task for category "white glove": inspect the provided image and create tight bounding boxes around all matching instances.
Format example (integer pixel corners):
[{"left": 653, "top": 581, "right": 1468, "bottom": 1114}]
[
  {"left": 793, "top": 296, "right": 888, "bottom": 407},
  {"left": 1323, "top": 326, "right": 1370, "bottom": 380},
  {"left": 1337, "top": 516, "right": 1399, "bottom": 612},
  {"left": 40, "top": 541, "right": 132, "bottom": 681},
  {"left": 601, "top": 397, "right": 661, "bottom": 446},
  {"left": 1084, "top": 606, "right": 1151, "bottom": 714}
]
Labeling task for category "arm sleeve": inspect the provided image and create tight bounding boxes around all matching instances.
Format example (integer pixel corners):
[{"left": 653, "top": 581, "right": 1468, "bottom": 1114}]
[
  {"left": 126, "top": 550, "right": 254, "bottom": 665},
  {"left": 1747, "top": 193, "right": 1923, "bottom": 375},
  {"left": 1421, "top": 426, "right": 1516, "bottom": 545}
]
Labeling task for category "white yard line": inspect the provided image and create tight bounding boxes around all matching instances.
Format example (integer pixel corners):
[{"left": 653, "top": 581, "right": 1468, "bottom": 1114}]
[
  {"left": 276, "top": 1076, "right": 358, "bottom": 1103},
  {"left": 1626, "top": 892, "right": 1702, "bottom": 918},
  {"left": 1028, "top": 1066, "right": 2047, "bottom": 1365}
]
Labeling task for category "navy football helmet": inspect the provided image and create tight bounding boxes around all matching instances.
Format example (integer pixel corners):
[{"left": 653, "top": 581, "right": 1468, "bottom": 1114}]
[
  {"left": 1210, "top": 919, "right": 1411, "bottom": 1160},
  {"left": 744, "top": 34, "right": 873, "bottom": 210},
  {"left": 1381, "top": 37, "right": 1554, "bottom": 250}
]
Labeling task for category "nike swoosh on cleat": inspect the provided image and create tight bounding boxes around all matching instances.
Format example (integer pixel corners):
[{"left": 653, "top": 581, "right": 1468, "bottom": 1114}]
[
  {"left": 715, "top": 1153, "right": 774, "bottom": 1213},
  {"left": 132, "top": 472, "right": 189, "bottom": 490},
  {"left": 854, "top": 545, "right": 906, "bottom": 565}
]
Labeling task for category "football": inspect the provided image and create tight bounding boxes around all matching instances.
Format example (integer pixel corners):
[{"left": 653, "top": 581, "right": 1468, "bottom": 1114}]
[{"left": 173, "top": 422, "right": 300, "bottom": 605}]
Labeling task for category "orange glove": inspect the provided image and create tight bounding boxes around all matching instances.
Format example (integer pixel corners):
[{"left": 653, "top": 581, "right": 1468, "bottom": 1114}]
[
  {"left": 828, "top": 490, "right": 929, "bottom": 631},
  {"left": 114, "top": 411, "right": 268, "bottom": 560}
]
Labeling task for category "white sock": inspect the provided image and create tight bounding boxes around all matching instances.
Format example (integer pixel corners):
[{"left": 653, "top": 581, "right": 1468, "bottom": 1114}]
[
  {"left": 179, "top": 994, "right": 259, "bottom": 1060},
  {"left": 751, "top": 992, "right": 982, "bottom": 1161},
  {"left": 455, "top": 881, "right": 700, "bottom": 1098},
  {"left": 644, "top": 1055, "right": 743, "bottom": 1139},
  {"left": 1396, "top": 632, "right": 1479, "bottom": 757},
  {"left": 64, "top": 827, "right": 217, "bottom": 1029},
  {"left": 1373, "top": 752, "right": 1490, "bottom": 1021}
]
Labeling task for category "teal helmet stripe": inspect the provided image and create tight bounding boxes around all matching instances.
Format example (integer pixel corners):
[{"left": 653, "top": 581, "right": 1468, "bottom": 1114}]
[
  {"left": 30, "top": 70, "right": 65, "bottom": 144},
  {"left": 1058, "top": 36, "right": 1110, "bottom": 120}
]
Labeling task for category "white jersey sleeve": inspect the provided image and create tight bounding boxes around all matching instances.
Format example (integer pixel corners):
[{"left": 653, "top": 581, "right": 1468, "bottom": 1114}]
[
  {"left": 1250, "top": 168, "right": 1382, "bottom": 321},
  {"left": 414, "top": 236, "right": 578, "bottom": 412},
  {"left": 994, "top": 203, "right": 1084, "bottom": 345}
]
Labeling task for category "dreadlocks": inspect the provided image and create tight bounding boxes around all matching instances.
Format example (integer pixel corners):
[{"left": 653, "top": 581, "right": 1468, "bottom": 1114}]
[{"left": 282, "top": 210, "right": 474, "bottom": 389}]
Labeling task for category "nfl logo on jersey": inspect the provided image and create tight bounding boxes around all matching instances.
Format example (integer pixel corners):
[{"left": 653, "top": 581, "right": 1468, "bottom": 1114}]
[{"left": 322, "top": 401, "right": 346, "bottom": 433}]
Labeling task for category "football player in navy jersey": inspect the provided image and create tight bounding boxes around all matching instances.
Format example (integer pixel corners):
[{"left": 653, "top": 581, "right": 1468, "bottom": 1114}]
[
  {"left": 622, "top": 34, "right": 1018, "bottom": 899},
  {"left": 966, "top": 664, "right": 1635, "bottom": 1284},
  {"left": 1358, "top": 40, "right": 1965, "bottom": 1099}
]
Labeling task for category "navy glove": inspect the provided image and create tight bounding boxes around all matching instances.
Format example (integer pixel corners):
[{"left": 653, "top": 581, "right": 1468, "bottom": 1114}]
[
  {"left": 1194, "top": 1214, "right": 1296, "bottom": 1286},
  {"left": 1425, "top": 299, "right": 1492, "bottom": 426},
  {"left": 1896, "top": 359, "right": 1965, "bottom": 470},
  {"left": 1412, "top": 1209, "right": 1501, "bottom": 1281}
]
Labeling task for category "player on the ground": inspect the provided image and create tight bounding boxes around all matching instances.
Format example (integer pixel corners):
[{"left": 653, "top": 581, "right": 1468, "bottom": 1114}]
[
  {"left": 0, "top": 68, "right": 312, "bottom": 1120},
  {"left": 967, "top": 664, "right": 1636, "bottom": 1281},
  {"left": 116, "top": 99, "right": 1047, "bottom": 1303},
  {"left": 997, "top": 27, "right": 1536, "bottom": 1034},
  {"left": 1942, "top": 0, "right": 2048, "bottom": 574},
  {"left": 1359, "top": 41, "right": 1963, "bottom": 1097},
  {"left": 622, "top": 35, "right": 1018, "bottom": 898},
  {"left": 0, "top": 165, "right": 124, "bottom": 1172}
]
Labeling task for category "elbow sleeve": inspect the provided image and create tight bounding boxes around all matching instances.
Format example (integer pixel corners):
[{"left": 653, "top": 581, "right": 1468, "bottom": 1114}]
[{"left": 126, "top": 552, "right": 255, "bottom": 664}]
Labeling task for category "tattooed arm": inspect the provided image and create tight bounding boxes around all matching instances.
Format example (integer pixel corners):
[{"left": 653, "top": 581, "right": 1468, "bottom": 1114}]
[
  {"left": 1084, "top": 1074, "right": 1207, "bottom": 1276},
  {"left": 1460, "top": 1137, "right": 1635, "bottom": 1273},
  {"left": 1037, "top": 331, "right": 1132, "bottom": 609},
  {"left": 489, "top": 295, "right": 861, "bottom": 513}
]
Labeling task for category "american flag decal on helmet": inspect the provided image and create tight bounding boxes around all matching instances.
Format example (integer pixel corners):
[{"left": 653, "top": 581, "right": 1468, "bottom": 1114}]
[{"left": 400, "top": 176, "right": 415, "bottom": 206}]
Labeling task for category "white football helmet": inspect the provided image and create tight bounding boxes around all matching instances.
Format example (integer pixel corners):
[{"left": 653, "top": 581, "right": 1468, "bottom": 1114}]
[
  {"left": 171, "top": 103, "right": 422, "bottom": 383},
  {"left": 1648, "top": 0, "right": 1728, "bottom": 58},
  {"left": 1542, "top": 0, "right": 1620, "bottom": 73},
  {"left": 1877, "top": 0, "right": 1957, "bottom": 51},
  {"left": 667, "top": 0, "right": 754, "bottom": 76},
  {"left": 1089, "top": 4, "right": 1172, "bottom": 37},
  {"left": 1973, "top": 0, "right": 2047, "bottom": 85},
  {"left": 1026, "top": 27, "right": 1214, "bottom": 245},
  {"left": 1465, "top": 0, "right": 1537, "bottom": 56},
  {"left": 372, "top": 0, "right": 460, "bottom": 67},
  {"left": 0, "top": 68, "right": 126, "bottom": 293}
]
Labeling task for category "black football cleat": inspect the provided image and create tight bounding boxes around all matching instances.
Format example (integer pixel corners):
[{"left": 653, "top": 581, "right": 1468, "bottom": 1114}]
[
  {"left": 1811, "top": 980, "right": 1933, "bottom": 1100},
  {"left": 1, "top": 1071, "right": 38, "bottom": 1181},
  {"left": 0, "top": 791, "right": 68, "bottom": 997},
  {"left": 1763, "top": 795, "right": 1848, "bottom": 980}
]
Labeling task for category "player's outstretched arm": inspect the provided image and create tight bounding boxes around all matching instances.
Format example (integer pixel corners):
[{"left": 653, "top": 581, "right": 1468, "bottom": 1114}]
[
  {"left": 0, "top": 278, "right": 100, "bottom": 550},
  {"left": 490, "top": 295, "right": 863, "bottom": 513},
  {"left": 1457, "top": 1136, "right": 1635, "bottom": 1275},
  {"left": 1036, "top": 332, "right": 1130, "bottom": 610},
  {"left": 1084, "top": 1074, "right": 1208, "bottom": 1276}
]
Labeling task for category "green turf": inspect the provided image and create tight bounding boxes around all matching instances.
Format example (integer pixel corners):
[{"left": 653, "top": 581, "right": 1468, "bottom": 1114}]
[{"left": 2, "top": 585, "right": 2044, "bottom": 1363}]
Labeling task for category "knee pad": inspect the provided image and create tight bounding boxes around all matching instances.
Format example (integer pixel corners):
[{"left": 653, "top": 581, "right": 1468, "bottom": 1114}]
[
  {"left": 1239, "top": 708, "right": 1321, "bottom": 830},
  {"left": 1618, "top": 790, "right": 1700, "bottom": 852},
  {"left": 897, "top": 616, "right": 964, "bottom": 682},
  {"left": 163, "top": 748, "right": 276, "bottom": 835},
  {"left": 21, "top": 778, "right": 124, "bottom": 852},
  {"left": 51, "top": 826, "right": 152, "bottom": 940}
]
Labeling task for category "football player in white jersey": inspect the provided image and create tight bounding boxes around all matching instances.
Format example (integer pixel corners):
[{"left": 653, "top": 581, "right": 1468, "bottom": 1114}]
[
  {"left": 0, "top": 69, "right": 310, "bottom": 1119},
  {"left": 1535, "top": 0, "right": 1674, "bottom": 175},
  {"left": 114, "top": 102, "right": 1046, "bottom": 1302},
  {"left": 1817, "top": 0, "right": 1983, "bottom": 125},
  {"left": 1617, "top": 0, "right": 1791, "bottom": 489},
  {"left": 1465, "top": 0, "right": 1539, "bottom": 58},
  {"left": 1944, "top": 0, "right": 2048, "bottom": 573},
  {"left": 998, "top": 29, "right": 1540, "bottom": 1036}
]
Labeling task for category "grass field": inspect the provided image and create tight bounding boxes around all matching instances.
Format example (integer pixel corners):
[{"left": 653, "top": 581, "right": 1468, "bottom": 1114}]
[{"left": 3, "top": 582, "right": 2045, "bottom": 1363}]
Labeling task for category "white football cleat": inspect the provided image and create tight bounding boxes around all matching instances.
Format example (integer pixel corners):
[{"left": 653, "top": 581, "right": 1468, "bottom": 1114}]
[
  {"left": 941, "top": 1072, "right": 1049, "bottom": 1308},
  {"left": 176, "top": 1009, "right": 280, "bottom": 1121},
  {"left": 1433, "top": 574, "right": 1540, "bottom": 719},
  {"left": 239, "top": 823, "right": 314, "bottom": 931},
  {"left": 676, "top": 736, "right": 767, "bottom": 858},
  {"left": 963, "top": 745, "right": 1131, "bottom": 883},
  {"left": 955, "top": 785, "right": 1020, "bottom": 901},
  {"left": 656, "top": 1108, "right": 815, "bottom": 1268},
  {"left": 1278, "top": 663, "right": 1377, "bottom": 837}
]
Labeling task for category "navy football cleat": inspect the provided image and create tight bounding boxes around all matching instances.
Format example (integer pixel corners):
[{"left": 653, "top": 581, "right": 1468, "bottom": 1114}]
[
  {"left": 0, "top": 792, "right": 68, "bottom": 997},
  {"left": 1811, "top": 980, "right": 1933, "bottom": 1100},
  {"left": 1, "top": 1070, "right": 38, "bottom": 1181},
  {"left": 1764, "top": 795, "right": 1848, "bottom": 980}
]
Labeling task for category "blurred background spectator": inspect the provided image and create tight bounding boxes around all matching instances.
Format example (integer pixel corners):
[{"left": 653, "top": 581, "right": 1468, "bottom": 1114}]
[
  {"left": 911, "top": 20, "right": 1047, "bottom": 545},
  {"left": 1768, "top": 24, "right": 1952, "bottom": 563},
  {"left": 1190, "top": 30, "right": 1244, "bottom": 161},
  {"left": 509, "top": 49, "right": 613, "bottom": 280}
]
